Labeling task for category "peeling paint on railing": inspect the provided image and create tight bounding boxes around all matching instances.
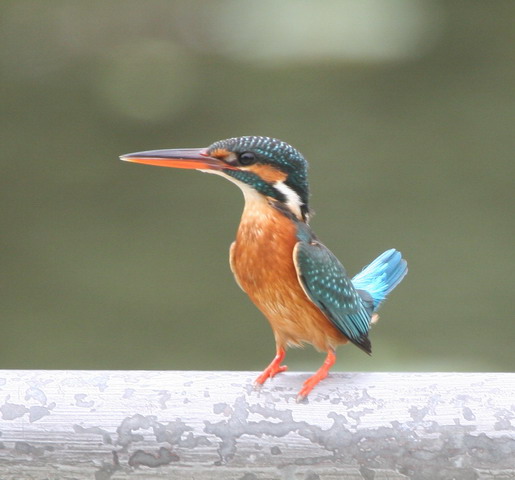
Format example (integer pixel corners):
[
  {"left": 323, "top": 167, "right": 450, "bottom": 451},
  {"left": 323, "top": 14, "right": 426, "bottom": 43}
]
[{"left": 0, "top": 370, "right": 514, "bottom": 479}]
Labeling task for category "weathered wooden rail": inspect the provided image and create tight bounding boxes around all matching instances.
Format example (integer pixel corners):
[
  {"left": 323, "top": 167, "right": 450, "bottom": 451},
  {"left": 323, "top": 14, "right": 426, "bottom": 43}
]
[{"left": 0, "top": 370, "right": 514, "bottom": 479}]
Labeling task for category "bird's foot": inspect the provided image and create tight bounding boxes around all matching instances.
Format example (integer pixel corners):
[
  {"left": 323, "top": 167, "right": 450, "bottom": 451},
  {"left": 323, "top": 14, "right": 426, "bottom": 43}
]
[
  {"left": 254, "top": 365, "right": 288, "bottom": 389},
  {"left": 254, "top": 348, "right": 287, "bottom": 387},
  {"left": 296, "top": 349, "right": 336, "bottom": 402},
  {"left": 296, "top": 370, "right": 328, "bottom": 402}
]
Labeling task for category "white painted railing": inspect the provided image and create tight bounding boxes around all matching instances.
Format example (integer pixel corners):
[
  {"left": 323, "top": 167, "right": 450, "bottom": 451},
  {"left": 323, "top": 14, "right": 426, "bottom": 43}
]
[{"left": 0, "top": 370, "right": 514, "bottom": 479}]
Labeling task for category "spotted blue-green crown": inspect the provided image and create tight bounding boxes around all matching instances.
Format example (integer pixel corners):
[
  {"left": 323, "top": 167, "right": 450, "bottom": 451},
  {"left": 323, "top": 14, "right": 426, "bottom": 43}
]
[{"left": 208, "top": 136, "right": 310, "bottom": 218}]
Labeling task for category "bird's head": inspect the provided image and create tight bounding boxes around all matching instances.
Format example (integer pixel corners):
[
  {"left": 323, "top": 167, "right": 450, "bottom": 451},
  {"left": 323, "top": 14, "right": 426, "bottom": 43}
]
[{"left": 121, "top": 136, "right": 310, "bottom": 221}]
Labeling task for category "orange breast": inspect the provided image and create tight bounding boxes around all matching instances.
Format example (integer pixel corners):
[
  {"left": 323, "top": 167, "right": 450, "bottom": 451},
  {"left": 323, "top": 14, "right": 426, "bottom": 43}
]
[{"left": 230, "top": 199, "right": 349, "bottom": 352}]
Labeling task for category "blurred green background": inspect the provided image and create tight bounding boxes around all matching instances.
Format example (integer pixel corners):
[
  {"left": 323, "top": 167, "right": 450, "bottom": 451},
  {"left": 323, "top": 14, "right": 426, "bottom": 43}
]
[{"left": 2, "top": 1, "right": 514, "bottom": 373}]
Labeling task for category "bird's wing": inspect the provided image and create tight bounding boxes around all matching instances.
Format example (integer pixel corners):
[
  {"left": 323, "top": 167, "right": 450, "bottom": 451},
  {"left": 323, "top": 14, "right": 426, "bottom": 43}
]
[{"left": 293, "top": 240, "right": 372, "bottom": 353}]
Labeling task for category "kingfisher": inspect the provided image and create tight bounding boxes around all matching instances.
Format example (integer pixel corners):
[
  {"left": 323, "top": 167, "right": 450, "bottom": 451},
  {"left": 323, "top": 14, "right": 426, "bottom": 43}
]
[{"left": 120, "top": 136, "right": 407, "bottom": 401}]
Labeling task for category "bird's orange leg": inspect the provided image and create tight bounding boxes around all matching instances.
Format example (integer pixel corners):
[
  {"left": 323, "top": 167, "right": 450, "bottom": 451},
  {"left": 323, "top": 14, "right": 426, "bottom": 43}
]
[
  {"left": 297, "top": 349, "right": 336, "bottom": 402},
  {"left": 254, "top": 347, "right": 288, "bottom": 386}
]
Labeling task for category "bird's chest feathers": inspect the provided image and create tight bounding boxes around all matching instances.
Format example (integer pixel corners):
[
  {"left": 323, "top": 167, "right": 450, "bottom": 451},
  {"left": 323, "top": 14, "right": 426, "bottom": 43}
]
[
  {"left": 230, "top": 199, "right": 298, "bottom": 298},
  {"left": 229, "top": 197, "right": 346, "bottom": 350}
]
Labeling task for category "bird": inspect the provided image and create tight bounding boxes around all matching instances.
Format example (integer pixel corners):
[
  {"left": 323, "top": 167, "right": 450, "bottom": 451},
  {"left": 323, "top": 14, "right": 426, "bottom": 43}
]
[{"left": 120, "top": 136, "right": 407, "bottom": 401}]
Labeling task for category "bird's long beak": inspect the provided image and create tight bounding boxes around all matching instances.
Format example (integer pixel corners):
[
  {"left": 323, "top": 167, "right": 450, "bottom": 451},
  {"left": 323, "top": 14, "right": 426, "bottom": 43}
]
[{"left": 120, "top": 148, "right": 233, "bottom": 171}]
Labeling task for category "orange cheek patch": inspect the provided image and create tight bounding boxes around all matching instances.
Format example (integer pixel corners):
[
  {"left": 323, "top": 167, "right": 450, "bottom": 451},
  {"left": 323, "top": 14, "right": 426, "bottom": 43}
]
[
  {"left": 247, "top": 164, "right": 287, "bottom": 183},
  {"left": 209, "top": 148, "right": 230, "bottom": 158}
]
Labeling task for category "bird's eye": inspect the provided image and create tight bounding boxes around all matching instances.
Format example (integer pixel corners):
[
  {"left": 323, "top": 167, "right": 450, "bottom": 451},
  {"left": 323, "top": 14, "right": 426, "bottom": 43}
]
[{"left": 238, "top": 152, "right": 256, "bottom": 166}]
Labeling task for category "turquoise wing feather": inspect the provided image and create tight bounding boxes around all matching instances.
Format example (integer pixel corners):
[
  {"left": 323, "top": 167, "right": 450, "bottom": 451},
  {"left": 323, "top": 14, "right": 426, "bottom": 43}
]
[{"left": 293, "top": 239, "right": 373, "bottom": 354}]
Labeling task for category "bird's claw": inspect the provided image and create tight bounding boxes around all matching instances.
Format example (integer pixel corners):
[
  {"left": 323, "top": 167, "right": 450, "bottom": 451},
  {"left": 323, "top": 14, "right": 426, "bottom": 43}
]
[
  {"left": 295, "top": 378, "right": 317, "bottom": 403},
  {"left": 296, "top": 393, "right": 308, "bottom": 403},
  {"left": 254, "top": 364, "right": 288, "bottom": 388}
]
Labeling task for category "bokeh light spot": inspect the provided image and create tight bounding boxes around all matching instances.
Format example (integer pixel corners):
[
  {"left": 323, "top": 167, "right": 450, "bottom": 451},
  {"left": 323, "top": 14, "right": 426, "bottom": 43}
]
[{"left": 175, "top": 0, "right": 444, "bottom": 65}]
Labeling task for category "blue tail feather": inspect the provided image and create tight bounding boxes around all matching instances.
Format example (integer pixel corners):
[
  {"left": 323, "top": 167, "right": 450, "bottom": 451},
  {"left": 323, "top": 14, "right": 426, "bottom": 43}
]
[{"left": 352, "top": 249, "right": 407, "bottom": 309}]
